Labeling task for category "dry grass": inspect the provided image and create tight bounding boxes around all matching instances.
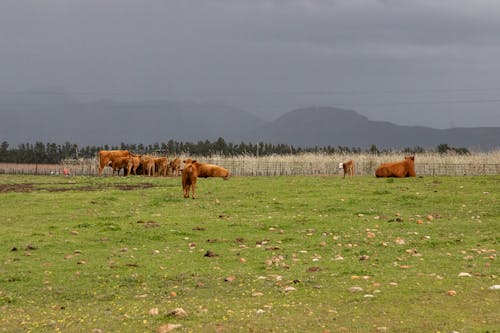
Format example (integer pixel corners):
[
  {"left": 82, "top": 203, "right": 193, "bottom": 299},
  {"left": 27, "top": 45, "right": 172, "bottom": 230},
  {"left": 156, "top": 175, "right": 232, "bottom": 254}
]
[
  {"left": 1, "top": 151, "right": 500, "bottom": 176},
  {"left": 200, "top": 151, "right": 500, "bottom": 176}
]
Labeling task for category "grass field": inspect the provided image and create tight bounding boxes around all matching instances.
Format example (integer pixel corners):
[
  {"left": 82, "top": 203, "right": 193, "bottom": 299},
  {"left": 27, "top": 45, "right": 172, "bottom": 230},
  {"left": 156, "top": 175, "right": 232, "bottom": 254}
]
[{"left": 0, "top": 174, "right": 498, "bottom": 332}]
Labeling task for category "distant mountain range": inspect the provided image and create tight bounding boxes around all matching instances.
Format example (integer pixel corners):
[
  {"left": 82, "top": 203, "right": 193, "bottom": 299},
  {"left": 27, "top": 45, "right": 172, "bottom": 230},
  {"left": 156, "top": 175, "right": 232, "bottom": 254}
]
[{"left": 1, "top": 94, "right": 499, "bottom": 151}]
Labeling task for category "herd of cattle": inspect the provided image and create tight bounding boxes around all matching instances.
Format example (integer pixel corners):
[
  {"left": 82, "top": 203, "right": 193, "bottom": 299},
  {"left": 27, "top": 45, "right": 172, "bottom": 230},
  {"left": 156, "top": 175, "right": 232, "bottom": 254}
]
[
  {"left": 98, "top": 150, "right": 416, "bottom": 198},
  {"left": 98, "top": 150, "right": 182, "bottom": 177}
]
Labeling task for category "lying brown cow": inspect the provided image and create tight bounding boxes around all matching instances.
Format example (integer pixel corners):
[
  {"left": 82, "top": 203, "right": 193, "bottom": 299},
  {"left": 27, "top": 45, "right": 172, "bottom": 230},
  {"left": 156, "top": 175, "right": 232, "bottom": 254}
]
[
  {"left": 184, "top": 159, "right": 230, "bottom": 179},
  {"left": 338, "top": 160, "right": 355, "bottom": 178},
  {"left": 181, "top": 159, "right": 230, "bottom": 198},
  {"left": 375, "top": 156, "right": 416, "bottom": 178},
  {"left": 98, "top": 150, "right": 130, "bottom": 176},
  {"left": 169, "top": 157, "right": 181, "bottom": 176}
]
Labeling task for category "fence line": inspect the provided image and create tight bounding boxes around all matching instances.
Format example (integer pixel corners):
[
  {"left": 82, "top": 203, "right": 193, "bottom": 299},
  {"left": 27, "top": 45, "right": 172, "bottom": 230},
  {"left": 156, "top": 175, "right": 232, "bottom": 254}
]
[{"left": 1, "top": 161, "right": 499, "bottom": 177}]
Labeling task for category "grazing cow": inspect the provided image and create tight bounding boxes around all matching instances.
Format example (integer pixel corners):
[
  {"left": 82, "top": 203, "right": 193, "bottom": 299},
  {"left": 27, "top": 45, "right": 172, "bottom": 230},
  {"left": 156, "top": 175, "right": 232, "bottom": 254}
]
[
  {"left": 375, "top": 156, "right": 416, "bottom": 178},
  {"left": 181, "top": 159, "right": 230, "bottom": 198},
  {"left": 338, "top": 160, "right": 355, "bottom": 178},
  {"left": 98, "top": 150, "right": 130, "bottom": 176},
  {"left": 169, "top": 157, "right": 181, "bottom": 176},
  {"left": 127, "top": 155, "right": 141, "bottom": 176},
  {"left": 154, "top": 157, "right": 169, "bottom": 177},
  {"left": 110, "top": 156, "right": 130, "bottom": 176},
  {"left": 141, "top": 155, "right": 156, "bottom": 177}
]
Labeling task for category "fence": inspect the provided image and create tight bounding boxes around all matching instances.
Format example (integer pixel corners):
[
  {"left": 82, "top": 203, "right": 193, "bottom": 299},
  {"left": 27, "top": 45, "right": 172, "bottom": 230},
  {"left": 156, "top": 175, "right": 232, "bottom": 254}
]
[{"left": 1, "top": 161, "right": 499, "bottom": 177}]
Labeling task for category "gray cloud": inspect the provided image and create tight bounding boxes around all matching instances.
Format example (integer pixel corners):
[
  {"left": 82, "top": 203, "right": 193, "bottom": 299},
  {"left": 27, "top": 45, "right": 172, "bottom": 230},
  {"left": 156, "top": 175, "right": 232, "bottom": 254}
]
[{"left": 1, "top": 0, "right": 500, "bottom": 128}]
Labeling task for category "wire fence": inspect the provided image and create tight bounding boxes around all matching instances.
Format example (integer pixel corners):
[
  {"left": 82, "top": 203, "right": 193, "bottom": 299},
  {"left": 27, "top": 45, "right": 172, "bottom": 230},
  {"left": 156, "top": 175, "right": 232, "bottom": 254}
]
[{"left": 1, "top": 161, "right": 499, "bottom": 177}]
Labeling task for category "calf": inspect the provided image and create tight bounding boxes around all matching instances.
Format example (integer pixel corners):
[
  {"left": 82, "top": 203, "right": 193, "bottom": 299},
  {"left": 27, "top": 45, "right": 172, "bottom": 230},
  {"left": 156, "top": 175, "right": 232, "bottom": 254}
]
[
  {"left": 169, "top": 157, "right": 181, "bottom": 176},
  {"left": 182, "top": 159, "right": 199, "bottom": 199},
  {"left": 338, "top": 160, "right": 355, "bottom": 178},
  {"left": 127, "top": 155, "right": 141, "bottom": 176},
  {"left": 154, "top": 157, "right": 169, "bottom": 176},
  {"left": 141, "top": 155, "right": 156, "bottom": 177},
  {"left": 110, "top": 156, "right": 130, "bottom": 176}
]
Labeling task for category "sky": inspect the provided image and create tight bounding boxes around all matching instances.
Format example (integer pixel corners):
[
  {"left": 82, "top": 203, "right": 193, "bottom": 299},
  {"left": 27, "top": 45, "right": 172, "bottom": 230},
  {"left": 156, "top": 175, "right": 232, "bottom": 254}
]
[{"left": 1, "top": 0, "right": 500, "bottom": 128}]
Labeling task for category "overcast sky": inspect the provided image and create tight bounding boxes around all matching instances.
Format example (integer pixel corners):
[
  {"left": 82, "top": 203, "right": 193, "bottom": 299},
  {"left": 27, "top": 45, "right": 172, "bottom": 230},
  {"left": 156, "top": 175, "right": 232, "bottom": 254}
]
[{"left": 1, "top": 0, "right": 500, "bottom": 128}]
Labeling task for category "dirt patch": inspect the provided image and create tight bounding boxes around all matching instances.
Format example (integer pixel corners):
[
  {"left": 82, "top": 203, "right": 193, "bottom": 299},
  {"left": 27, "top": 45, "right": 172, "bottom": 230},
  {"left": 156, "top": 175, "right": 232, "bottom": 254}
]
[
  {"left": 0, "top": 183, "right": 34, "bottom": 193},
  {"left": 115, "top": 183, "right": 156, "bottom": 191},
  {"left": 0, "top": 183, "right": 156, "bottom": 193}
]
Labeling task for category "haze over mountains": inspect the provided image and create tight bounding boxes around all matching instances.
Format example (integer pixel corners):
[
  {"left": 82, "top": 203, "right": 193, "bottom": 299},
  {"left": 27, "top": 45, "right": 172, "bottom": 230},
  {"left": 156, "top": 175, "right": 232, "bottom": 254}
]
[{"left": 1, "top": 93, "right": 499, "bottom": 151}]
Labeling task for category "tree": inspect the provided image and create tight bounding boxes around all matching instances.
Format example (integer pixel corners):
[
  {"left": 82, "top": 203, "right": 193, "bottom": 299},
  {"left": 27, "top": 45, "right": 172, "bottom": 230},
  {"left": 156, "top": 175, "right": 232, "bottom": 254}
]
[{"left": 369, "top": 144, "right": 379, "bottom": 155}]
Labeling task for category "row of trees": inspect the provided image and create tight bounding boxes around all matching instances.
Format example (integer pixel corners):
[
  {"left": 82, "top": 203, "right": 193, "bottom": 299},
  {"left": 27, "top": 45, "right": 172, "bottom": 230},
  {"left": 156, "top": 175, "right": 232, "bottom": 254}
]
[{"left": 0, "top": 139, "right": 469, "bottom": 164}]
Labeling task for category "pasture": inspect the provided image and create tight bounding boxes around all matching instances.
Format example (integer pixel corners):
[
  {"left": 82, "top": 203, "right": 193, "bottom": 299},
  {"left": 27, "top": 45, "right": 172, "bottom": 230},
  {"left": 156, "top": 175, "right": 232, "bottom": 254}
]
[{"left": 0, "top": 174, "right": 498, "bottom": 332}]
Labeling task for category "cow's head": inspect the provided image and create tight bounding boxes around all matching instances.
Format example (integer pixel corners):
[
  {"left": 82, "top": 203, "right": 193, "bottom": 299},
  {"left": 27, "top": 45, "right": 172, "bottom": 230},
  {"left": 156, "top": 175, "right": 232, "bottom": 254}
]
[{"left": 338, "top": 162, "right": 343, "bottom": 169}]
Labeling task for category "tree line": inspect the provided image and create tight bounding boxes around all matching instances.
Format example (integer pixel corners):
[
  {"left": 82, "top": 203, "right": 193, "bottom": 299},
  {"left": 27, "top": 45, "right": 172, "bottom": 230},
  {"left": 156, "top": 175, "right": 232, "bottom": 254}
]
[{"left": 0, "top": 139, "right": 469, "bottom": 164}]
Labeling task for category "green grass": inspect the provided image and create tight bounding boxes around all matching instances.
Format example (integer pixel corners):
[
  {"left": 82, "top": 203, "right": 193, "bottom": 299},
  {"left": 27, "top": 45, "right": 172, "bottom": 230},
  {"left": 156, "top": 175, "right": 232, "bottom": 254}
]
[{"left": 0, "top": 174, "right": 498, "bottom": 333}]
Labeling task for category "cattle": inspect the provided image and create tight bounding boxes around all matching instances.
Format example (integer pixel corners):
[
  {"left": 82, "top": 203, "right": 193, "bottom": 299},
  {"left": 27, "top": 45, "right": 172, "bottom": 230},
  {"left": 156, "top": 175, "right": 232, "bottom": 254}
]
[
  {"left": 181, "top": 159, "right": 230, "bottom": 198},
  {"left": 154, "top": 157, "right": 169, "bottom": 177},
  {"left": 169, "top": 157, "right": 181, "bottom": 176},
  {"left": 184, "top": 159, "right": 230, "bottom": 179},
  {"left": 141, "top": 155, "right": 156, "bottom": 177},
  {"left": 338, "top": 160, "right": 355, "bottom": 178},
  {"left": 127, "top": 155, "right": 142, "bottom": 176},
  {"left": 182, "top": 159, "right": 199, "bottom": 199},
  {"left": 375, "top": 156, "right": 416, "bottom": 178},
  {"left": 110, "top": 156, "right": 131, "bottom": 176},
  {"left": 98, "top": 150, "right": 130, "bottom": 176}
]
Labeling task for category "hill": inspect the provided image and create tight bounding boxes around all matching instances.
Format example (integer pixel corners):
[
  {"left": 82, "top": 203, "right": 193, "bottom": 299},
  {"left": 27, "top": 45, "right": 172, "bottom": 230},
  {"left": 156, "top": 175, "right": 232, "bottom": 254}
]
[
  {"left": 240, "top": 107, "right": 500, "bottom": 150},
  {"left": 1, "top": 94, "right": 498, "bottom": 150}
]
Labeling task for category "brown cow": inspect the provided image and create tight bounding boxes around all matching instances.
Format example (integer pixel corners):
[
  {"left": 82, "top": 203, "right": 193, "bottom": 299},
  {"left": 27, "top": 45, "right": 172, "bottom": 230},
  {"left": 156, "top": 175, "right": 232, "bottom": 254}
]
[
  {"left": 182, "top": 159, "right": 199, "bottom": 199},
  {"left": 154, "top": 157, "right": 169, "bottom": 176},
  {"left": 184, "top": 159, "right": 230, "bottom": 179},
  {"left": 141, "top": 155, "right": 156, "bottom": 177},
  {"left": 169, "top": 157, "right": 181, "bottom": 176},
  {"left": 338, "top": 160, "right": 355, "bottom": 178},
  {"left": 127, "top": 155, "right": 141, "bottom": 176},
  {"left": 375, "top": 156, "right": 416, "bottom": 178},
  {"left": 181, "top": 159, "right": 230, "bottom": 198},
  {"left": 110, "top": 156, "right": 130, "bottom": 176},
  {"left": 98, "top": 150, "right": 130, "bottom": 176}
]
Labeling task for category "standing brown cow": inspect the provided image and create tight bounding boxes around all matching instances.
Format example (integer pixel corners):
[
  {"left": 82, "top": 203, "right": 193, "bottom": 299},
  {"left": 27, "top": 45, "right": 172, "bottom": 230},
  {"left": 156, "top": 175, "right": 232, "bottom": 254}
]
[
  {"left": 98, "top": 150, "right": 130, "bottom": 176},
  {"left": 338, "top": 160, "right": 355, "bottom": 178},
  {"left": 127, "top": 155, "right": 141, "bottom": 176},
  {"left": 110, "top": 156, "right": 130, "bottom": 176},
  {"left": 141, "top": 155, "right": 156, "bottom": 177},
  {"left": 182, "top": 159, "right": 199, "bottom": 199},
  {"left": 169, "top": 157, "right": 181, "bottom": 176},
  {"left": 154, "top": 157, "right": 169, "bottom": 176},
  {"left": 375, "top": 156, "right": 416, "bottom": 178}
]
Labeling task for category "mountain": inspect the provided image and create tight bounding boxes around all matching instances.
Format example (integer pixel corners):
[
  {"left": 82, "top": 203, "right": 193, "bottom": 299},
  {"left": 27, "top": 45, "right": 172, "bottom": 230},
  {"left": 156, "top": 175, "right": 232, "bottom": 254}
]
[
  {"left": 1, "top": 93, "right": 498, "bottom": 151},
  {"left": 240, "top": 107, "right": 500, "bottom": 151},
  {"left": 0, "top": 94, "right": 266, "bottom": 146}
]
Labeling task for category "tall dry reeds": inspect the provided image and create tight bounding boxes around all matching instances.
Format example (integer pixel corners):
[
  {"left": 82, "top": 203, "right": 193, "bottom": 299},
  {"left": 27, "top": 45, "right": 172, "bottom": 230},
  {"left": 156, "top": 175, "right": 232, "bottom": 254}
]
[{"left": 1, "top": 151, "right": 499, "bottom": 176}]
